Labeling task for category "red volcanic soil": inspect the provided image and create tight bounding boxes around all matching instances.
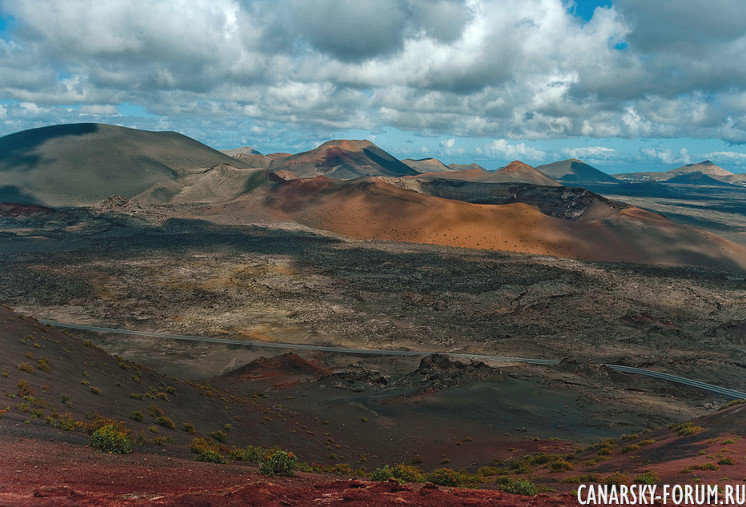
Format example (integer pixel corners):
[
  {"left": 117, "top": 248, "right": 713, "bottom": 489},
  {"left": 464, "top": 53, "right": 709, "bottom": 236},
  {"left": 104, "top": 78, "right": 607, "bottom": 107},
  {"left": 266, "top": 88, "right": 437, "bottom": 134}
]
[
  {"left": 0, "top": 304, "right": 349, "bottom": 463},
  {"left": 413, "top": 167, "right": 493, "bottom": 181},
  {"left": 521, "top": 401, "right": 746, "bottom": 492},
  {"left": 223, "top": 352, "right": 330, "bottom": 382},
  {"left": 493, "top": 161, "right": 560, "bottom": 186},
  {"left": 268, "top": 140, "right": 418, "bottom": 179},
  {"left": 0, "top": 437, "right": 576, "bottom": 506},
  {"left": 226, "top": 177, "right": 746, "bottom": 271}
]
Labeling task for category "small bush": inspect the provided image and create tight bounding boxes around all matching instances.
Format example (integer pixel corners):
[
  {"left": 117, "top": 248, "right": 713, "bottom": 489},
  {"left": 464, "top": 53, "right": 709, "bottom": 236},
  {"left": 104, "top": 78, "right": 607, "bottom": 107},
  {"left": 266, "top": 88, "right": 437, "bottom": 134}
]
[
  {"left": 528, "top": 453, "right": 561, "bottom": 466},
  {"left": 149, "top": 405, "right": 163, "bottom": 418},
  {"left": 36, "top": 357, "right": 50, "bottom": 372},
  {"left": 17, "top": 362, "right": 33, "bottom": 373},
  {"left": 637, "top": 439, "right": 655, "bottom": 446},
  {"left": 634, "top": 471, "right": 660, "bottom": 484},
  {"left": 259, "top": 450, "right": 297, "bottom": 477},
  {"left": 622, "top": 444, "right": 640, "bottom": 453},
  {"left": 719, "top": 399, "right": 746, "bottom": 411},
  {"left": 391, "top": 464, "right": 423, "bottom": 482},
  {"left": 129, "top": 411, "right": 144, "bottom": 422},
  {"left": 89, "top": 386, "right": 102, "bottom": 395},
  {"left": 564, "top": 474, "right": 601, "bottom": 484},
  {"left": 17, "top": 379, "right": 33, "bottom": 397},
  {"left": 182, "top": 422, "right": 196, "bottom": 434},
  {"left": 228, "top": 445, "right": 275, "bottom": 463},
  {"left": 424, "top": 468, "right": 462, "bottom": 487},
  {"left": 495, "top": 476, "right": 539, "bottom": 496},
  {"left": 684, "top": 463, "right": 719, "bottom": 472},
  {"left": 718, "top": 458, "right": 736, "bottom": 466},
  {"left": 156, "top": 416, "right": 175, "bottom": 429},
  {"left": 91, "top": 424, "right": 133, "bottom": 454},
  {"left": 371, "top": 465, "right": 393, "bottom": 481},
  {"left": 603, "top": 472, "right": 630, "bottom": 486},
  {"left": 508, "top": 460, "right": 531, "bottom": 474},
  {"left": 195, "top": 449, "right": 228, "bottom": 463},
  {"left": 670, "top": 422, "right": 706, "bottom": 436},
  {"left": 210, "top": 430, "right": 227, "bottom": 442},
  {"left": 549, "top": 460, "right": 574, "bottom": 473}
]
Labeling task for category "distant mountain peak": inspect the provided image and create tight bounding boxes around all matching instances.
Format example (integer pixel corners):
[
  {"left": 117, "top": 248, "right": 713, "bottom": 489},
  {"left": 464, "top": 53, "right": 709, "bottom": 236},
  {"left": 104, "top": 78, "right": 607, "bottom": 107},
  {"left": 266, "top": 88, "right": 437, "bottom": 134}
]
[
  {"left": 535, "top": 158, "right": 619, "bottom": 183},
  {"left": 670, "top": 160, "right": 732, "bottom": 177},
  {"left": 499, "top": 160, "right": 534, "bottom": 173},
  {"left": 316, "top": 139, "right": 375, "bottom": 152},
  {"left": 402, "top": 157, "right": 452, "bottom": 173}
]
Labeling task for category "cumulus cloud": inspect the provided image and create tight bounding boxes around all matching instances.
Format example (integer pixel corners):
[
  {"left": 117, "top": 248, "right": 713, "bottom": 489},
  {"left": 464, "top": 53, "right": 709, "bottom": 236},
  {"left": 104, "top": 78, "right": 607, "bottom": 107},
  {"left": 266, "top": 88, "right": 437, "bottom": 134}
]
[
  {"left": 0, "top": 0, "right": 746, "bottom": 149},
  {"left": 639, "top": 145, "right": 692, "bottom": 165},
  {"left": 706, "top": 151, "right": 746, "bottom": 162},
  {"left": 561, "top": 146, "right": 616, "bottom": 159},
  {"left": 480, "top": 139, "right": 546, "bottom": 161},
  {"left": 439, "top": 138, "right": 464, "bottom": 156}
]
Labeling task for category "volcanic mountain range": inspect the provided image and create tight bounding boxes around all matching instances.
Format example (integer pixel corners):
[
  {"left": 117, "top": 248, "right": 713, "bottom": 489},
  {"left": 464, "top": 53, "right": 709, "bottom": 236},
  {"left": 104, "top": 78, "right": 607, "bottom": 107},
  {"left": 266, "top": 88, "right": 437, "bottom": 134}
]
[
  {"left": 1, "top": 123, "right": 746, "bottom": 271},
  {"left": 616, "top": 160, "right": 746, "bottom": 185}
]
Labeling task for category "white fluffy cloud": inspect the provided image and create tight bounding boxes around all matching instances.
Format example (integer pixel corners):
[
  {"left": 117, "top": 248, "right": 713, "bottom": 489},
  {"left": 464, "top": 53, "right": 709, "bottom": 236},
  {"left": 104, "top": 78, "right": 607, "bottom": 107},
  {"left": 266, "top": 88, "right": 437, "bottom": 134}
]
[
  {"left": 639, "top": 145, "right": 692, "bottom": 165},
  {"left": 706, "top": 151, "right": 746, "bottom": 162},
  {"left": 0, "top": 0, "right": 746, "bottom": 146},
  {"left": 561, "top": 146, "right": 616, "bottom": 159},
  {"left": 480, "top": 139, "right": 546, "bottom": 161}
]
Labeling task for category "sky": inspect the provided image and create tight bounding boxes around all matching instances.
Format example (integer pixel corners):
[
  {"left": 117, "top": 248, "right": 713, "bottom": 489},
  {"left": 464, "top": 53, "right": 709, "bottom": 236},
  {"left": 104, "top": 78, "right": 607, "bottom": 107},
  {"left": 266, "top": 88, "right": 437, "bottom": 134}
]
[{"left": 0, "top": 0, "right": 746, "bottom": 174}]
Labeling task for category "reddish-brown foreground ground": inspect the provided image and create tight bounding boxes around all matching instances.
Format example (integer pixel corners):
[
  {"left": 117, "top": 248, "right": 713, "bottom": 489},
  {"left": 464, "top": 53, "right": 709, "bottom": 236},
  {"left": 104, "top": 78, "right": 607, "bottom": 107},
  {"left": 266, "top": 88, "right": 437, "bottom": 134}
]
[{"left": 0, "top": 437, "right": 575, "bottom": 506}]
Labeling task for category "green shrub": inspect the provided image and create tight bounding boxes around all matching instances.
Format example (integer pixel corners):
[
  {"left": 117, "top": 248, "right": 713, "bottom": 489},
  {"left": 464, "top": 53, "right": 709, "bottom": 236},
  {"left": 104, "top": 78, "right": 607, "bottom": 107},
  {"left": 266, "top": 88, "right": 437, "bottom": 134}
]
[
  {"left": 634, "top": 471, "right": 660, "bottom": 484},
  {"left": 190, "top": 437, "right": 224, "bottom": 455},
  {"left": 149, "top": 405, "right": 163, "bottom": 418},
  {"left": 17, "top": 362, "right": 33, "bottom": 373},
  {"left": 129, "top": 411, "right": 144, "bottom": 422},
  {"left": 424, "top": 468, "right": 462, "bottom": 487},
  {"left": 182, "top": 422, "right": 196, "bottom": 434},
  {"left": 228, "top": 445, "right": 275, "bottom": 463},
  {"left": 156, "top": 416, "right": 175, "bottom": 429},
  {"left": 495, "top": 476, "right": 539, "bottom": 496},
  {"left": 210, "top": 430, "right": 227, "bottom": 442},
  {"left": 622, "top": 444, "right": 640, "bottom": 453},
  {"left": 603, "top": 472, "right": 629, "bottom": 486},
  {"left": 195, "top": 449, "right": 228, "bottom": 464},
  {"left": 91, "top": 424, "right": 133, "bottom": 454},
  {"left": 670, "top": 422, "right": 706, "bottom": 436},
  {"left": 390, "top": 464, "right": 423, "bottom": 482},
  {"left": 718, "top": 458, "right": 735, "bottom": 466},
  {"left": 549, "top": 460, "right": 575, "bottom": 472},
  {"left": 528, "top": 453, "right": 561, "bottom": 466},
  {"left": 17, "top": 379, "right": 33, "bottom": 397},
  {"left": 371, "top": 465, "right": 393, "bottom": 481},
  {"left": 508, "top": 460, "right": 531, "bottom": 474},
  {"left": 37, "top": 357, "right": 50, "bottom": 372},
  {"left": 259, "top": 450, "right": 297, "bottom": 477},
  {"left": 719, "top": 399, "right": 745, "bottom": 411},
  {"left": 683, "top": 463, "right": 719, "bottom": 472},
  {"left": 637, "top": 439, "right": 655, "bottom": 446}
]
